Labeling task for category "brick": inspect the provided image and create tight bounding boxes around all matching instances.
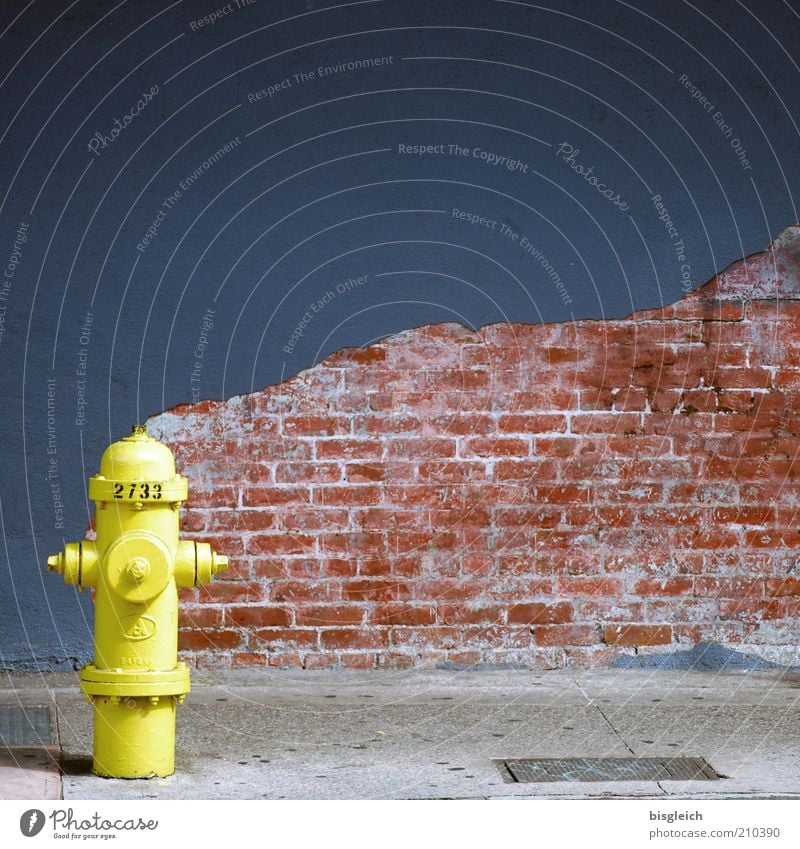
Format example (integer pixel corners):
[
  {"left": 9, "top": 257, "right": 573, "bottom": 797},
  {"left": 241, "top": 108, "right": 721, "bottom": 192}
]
[
  {"left": 295, "top": 605, "right": 365, "bottom": 626},
  {"left": 270, "top": 580, "right": 340, "bottom": 602},
  {"left": 427, "top": 507, "right": 491, "bottom": 529},
  {"left": 417, "top": 461, "right": 488, "bottom": 482},
  {"left": 557, "top": 577, "right": 622, "bottom": 596},
  {"left": 179, "top": 629, "right": 242, "bottom": 650},
  {"left": 507, "top": 602, "right": 572, "bottom": 625},
  {"left": 461, "top": 437, "right": 530, "bottom": 457},
  {"left": 358, "top": 508, "right": 422, "bottom": 530},
  {"left": 197, "top": 582, "right": 263, "bottom": 604},
  {"left": 346, "top": 463, "right": 386, "bottom": 482},
  {"left": 370, "top": 604, "right": 437, "bottom": 626},
  {"left": 445, "top": 651, "right": 483, "bottom": 666},
  {"left": 232, "top": 652, "right": 267, "bottom": 667},
  {"left": 340, "top": 653, "right": 378, "bottom": 669},
  {"left": 185, "top": 486, "right": 237, "bottom": 509},
  {"left": 320, "top": 531, "right": 386, "bottom": 555},
  {"left": 282, "top": 415, "right": 350, "bottom": 436},
  {"left": 766, "top": 577, "right": 800, "bottom": 597},
  {"left": 207, "top": 510, "right": 275, "bottom": 532},
  {"left": 462, "top": 626, "right": 531, "bottom": 648},
  {"left": 576, "top": 600, "right": 645, "bottom": 622},
  {"left": 719, "top": 598, "right": 786, "bottom": 620},
  {"left": 603, "top": 624, "right": 672, "bottom": 646},
  {"left": 178, "top": 606, "right": 223, "bottom": 629},
  {"left": 343, "top": 579, "right": 409, "bottom": 602},
  {"left": 282, "top": 509, "right": 350, "bottom": 532},
  {"left": 181, "top": 510, "right": 207, "bottom": 532},
  {"left": 712, "top": 507, "right": 774, "bottom": 525},
  {"left": 253, "top": 558, "right": 312, "bottom": 579},
  {"left": 245, "top": 534, "right": 315, "bottom": 556},
  {"left": 495, "top": 507, "right": 562, "bottom": 528},
  {"left": 274, "top": 462, "right": 341, "bottom": 484},
  {"left": 632, "top": 578, "right": 693, "bottom": 596},
  {"left": 316, "top": 439, "right": 383, "bottom": 459},
  {"left": 570, "top": 414, "right": 643, "bottom": 435},
  {"left": 385, "top": 438, "right": 456, "bottom": 459},
  {"left": 243, "top": 487, "right": 310, "bottom": 507},
  {"left": 494, "top": 460, "right": 554, "bottom": 481},
  {"left": 268, "top": 653, "right": 304, "bottom": 668},
  {"left": 497, "top": 414, "right": 568, "bottom": 433},
  {"left": 325, "top": 346, "right": 387, "bottom": 366},
  {"left": 744, "top": 529, "right": 800, "bottom": 548},
  {"left": 439, "top": 604, "right": 504, "bottom": 625},
  {"left": 694, "top": 578, "right": 764, "bottom": 597},
  {"left": 251, "top": 629, "right": 319, "bottom": 650},
  {"left": 388, "top": 530, "right": 457, "bottom": 554},
  {"left": 534, "top": 625, "right": 600, "bottom": 646},
  {"left": 314, "top": 486, "right": 382, "bottom": 506},
  {"left": 225, "top": 605, "right": 292, "bottom": 627},
  {"left": 320, "top": 628, "right": 389, "bottom": 650},
  {"left": 390, "top": 627, "right": 460, "bottom": 649}
]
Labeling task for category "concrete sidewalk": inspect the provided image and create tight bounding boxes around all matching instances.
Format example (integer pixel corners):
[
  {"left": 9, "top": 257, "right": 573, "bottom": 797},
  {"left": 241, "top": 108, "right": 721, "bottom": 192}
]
[{"left": 2, "top": 667, "right": 799, "bottom": 799}]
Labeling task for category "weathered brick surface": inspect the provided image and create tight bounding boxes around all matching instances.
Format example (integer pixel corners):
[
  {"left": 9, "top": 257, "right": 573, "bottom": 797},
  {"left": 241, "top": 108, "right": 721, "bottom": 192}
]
[{"left": 150, "top": 225, "right": 800, "bottom": 669}]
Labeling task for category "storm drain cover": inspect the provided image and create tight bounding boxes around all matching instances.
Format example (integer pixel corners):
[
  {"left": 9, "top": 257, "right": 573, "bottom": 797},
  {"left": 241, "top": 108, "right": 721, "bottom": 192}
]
[
  {"left": 0, "top": 707, "right": 52, "bottom": 746},
  {"left": 501, "top": 757, "right": 721, "bottom": 782}
]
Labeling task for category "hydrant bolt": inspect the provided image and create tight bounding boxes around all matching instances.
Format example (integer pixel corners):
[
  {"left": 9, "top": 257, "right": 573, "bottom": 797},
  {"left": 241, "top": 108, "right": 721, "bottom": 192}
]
[{"left": 46, "top": 424, "right": 227, "bottom": 779}]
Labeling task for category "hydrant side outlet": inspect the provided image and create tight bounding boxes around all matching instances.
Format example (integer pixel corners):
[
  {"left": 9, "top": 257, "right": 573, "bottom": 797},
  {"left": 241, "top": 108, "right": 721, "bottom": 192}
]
[{"left": 48, "top": 424, "right": 227, "bottom": 779}]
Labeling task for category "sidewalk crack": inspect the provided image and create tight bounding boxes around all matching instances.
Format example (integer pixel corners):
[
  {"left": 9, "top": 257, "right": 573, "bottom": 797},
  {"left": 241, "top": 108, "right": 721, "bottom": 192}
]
[{"left": 595, "top": 704, "right": 635, "bottom": 756}]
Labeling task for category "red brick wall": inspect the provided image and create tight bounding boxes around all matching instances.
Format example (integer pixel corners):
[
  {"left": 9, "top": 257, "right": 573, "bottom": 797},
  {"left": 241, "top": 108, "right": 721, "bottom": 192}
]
[{"left": 150, "top": 225, "right": 800, "bottom": 670}]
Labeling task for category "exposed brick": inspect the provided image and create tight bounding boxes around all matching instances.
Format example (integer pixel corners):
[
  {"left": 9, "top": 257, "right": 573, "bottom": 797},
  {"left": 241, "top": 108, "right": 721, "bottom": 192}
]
[
  {"left": 507, "top": 602, "right": 572, "bottom": 625},
  {"left": 766, "top": 577, "right": 800, "bottom": 596},
  {"left": 632, "top": 578, "right": 694, "bottom": 596},
  {"left": 207, "top": 510, "right": 275, "bottom": 532},
  {"left": 340, "top": 653, "right": 378, "bottom": 669},
  {"left": 316, "top": 439, "right": 383, "bottom": 459},
  {"left": 439, "top": 604, "right": 504, "bottom": 625},
  {"left": 295, "top": 604, "right": 365, "bottom": 626},
  {"left": 370, "top": 604, "right": 437, "bottom": 626},
  {"left": 178, "top": 604, "right": 224, "bottom": 629},
  {"left": 343, "top": 579, "right": 409, "bottom": 602},
  {"left": 571, "top": 413, "right": 642, "bottom": 435},
  {"left": 245, "top": 534, "right": 315, "bottom": 556},
  {"left": 497, "top": 414, "right": 568, "bottom": 433},
  {"left": 320, "top": 628, "right": 389, "bottom": 650},
  {"left": 346, "top": 463, "right": 386, "bottom": 482},
  {"left": 557, "top": 578, "right": 622, "bottom": 596},
  {"left": 461, "top": 437, "right": 530, "bottom": 458},
  {"left": 225, "top": 605, "right": 292, "bottom": 627},
  {"left": 603, "top": 624, "right": 673, "bottom": 646},
  {"left": 142, "top": 226, "right": 800, "bottom": 670},
  {"left": 179, "top": 629, "right": 242, "bottom": 651},
  {"left": 232, "top": 652, "right": 267, "bottom": 667},
  {"left": 251, "top": 628, "right": 318, "bottom": 650},
  {"left": 197, "top": 581, "right": 263, "bottom": 604},
  {"left": 535, "top": 625, "right": 600, "bottom": 646}
]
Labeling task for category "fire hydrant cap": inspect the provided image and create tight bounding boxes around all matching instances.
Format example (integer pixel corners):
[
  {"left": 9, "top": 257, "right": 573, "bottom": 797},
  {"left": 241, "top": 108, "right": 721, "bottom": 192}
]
[{"left": 99, "top": 424, "right": 177, "bottom": 481}]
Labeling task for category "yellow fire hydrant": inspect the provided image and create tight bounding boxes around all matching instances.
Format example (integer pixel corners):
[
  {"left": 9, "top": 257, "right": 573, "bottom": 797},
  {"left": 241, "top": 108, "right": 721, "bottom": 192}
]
[{"left": 47, "top": 425, "right": 227, "bottom": 778}]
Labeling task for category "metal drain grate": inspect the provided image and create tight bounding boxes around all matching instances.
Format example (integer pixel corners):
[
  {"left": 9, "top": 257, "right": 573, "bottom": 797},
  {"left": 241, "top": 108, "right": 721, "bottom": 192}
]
[
  {"left": 0, "top": 707, "right": 52, "bottom": 746},
  {"left": 501, "top": 757, "right": 721, "bottom": 783}
]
